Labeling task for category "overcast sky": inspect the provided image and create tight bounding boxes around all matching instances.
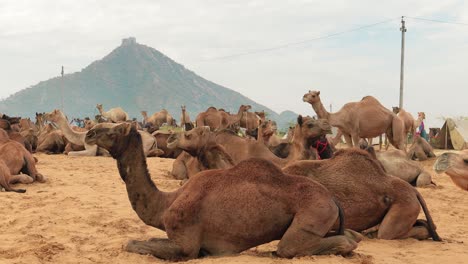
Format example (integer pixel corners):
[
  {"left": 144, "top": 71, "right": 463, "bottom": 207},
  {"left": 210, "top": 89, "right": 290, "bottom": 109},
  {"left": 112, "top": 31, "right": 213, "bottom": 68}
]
[{"left": 0, "top": 0, "right": 467, "bottom": 127}]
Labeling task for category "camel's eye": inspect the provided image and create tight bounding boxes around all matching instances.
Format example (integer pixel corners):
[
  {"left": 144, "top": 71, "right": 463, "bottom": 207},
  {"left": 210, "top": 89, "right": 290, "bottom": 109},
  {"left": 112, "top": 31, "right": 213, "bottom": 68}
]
[
  {"left": 185, "top": 134, "right": 192, "bottom": 140},
  {"left": 463, "top": 159, "right": 468, "bottom": 165},
  {"left": 308, "top": 124, "right": 315, "bottom": 128}
]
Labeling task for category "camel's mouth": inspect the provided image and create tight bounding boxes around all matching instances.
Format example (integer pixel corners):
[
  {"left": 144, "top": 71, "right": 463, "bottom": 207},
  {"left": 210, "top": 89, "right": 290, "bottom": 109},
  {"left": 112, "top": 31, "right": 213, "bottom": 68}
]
[
  {"left": 302, "top": 95, "right": 308, "bottom": 102},
  {"left": 166, "top": 134, "right": 179, "bottom": 149}
]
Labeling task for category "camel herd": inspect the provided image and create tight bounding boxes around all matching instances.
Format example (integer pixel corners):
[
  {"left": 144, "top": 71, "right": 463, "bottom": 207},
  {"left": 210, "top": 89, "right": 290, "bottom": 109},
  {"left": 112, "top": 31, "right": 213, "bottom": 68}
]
[{"left": 1, "top": 94, "right": 467, "bottom": 261}]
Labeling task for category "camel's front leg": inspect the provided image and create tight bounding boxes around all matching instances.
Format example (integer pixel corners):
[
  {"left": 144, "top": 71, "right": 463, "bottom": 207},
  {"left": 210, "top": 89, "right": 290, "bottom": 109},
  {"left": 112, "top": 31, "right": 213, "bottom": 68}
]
[
  {"left": 68, "top": 144, "right": 97, "bottom": 156},
  {"left": 343, "top": 134, "right": 353, "bottom": 148}
]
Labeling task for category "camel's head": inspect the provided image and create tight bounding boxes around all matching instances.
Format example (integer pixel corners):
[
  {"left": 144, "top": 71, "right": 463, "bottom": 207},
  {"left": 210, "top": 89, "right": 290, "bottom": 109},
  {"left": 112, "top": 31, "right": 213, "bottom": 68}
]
[
  {"left": 181, "top": 105, "right": 186, "bottom": 111},
  {"left": 167, "top": 126, "right": 211, "bottom": 156},
  {"left": 418, "top": 112, "right": 426, "bottom": 120},
  {"left": 302, "top": 90, "right": 321, "bottom": 104},
  {"left": 85, "top": 123, "right": 131, "bottom": 151},
  {"left": 96, "top": 104, "right": 103, "bottom": 110},
  {"left": 296, "top": 115, "right": 332, "bottom": 140},
  {"left": 392, "top": 106, "right": 400, "bottom": 114},
  {"left": 434, "top": 151, "right": 468, "bottom": 174},
  {"left": 44, "top": 109, "right": 66, "bottom": 123},
  {"left": 260, "top": 120, "right": 276, "bottom": 137},
  {"left": 240, "top": 105, "right": 252, "bottom": 112}
]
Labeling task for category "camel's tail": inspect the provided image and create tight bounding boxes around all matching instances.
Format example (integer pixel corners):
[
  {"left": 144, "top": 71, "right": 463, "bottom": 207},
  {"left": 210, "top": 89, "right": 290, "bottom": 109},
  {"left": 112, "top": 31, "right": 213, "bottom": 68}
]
[
  {"left": 415, "top": 190, "right": 442, "bottom": 241},
  {"left": 334, "top": 198, "right": 345, "bottom": 236}
]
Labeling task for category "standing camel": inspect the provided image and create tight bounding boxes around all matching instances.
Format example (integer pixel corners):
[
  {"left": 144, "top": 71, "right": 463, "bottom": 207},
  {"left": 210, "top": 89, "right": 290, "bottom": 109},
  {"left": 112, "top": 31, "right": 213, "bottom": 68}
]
[
  {"left": 303, "top": 91, "right": 405, "bottom": 150},
  {"left": 180, "top": 105, "right": 193, "bottom": 131},
  {"left": 84, "top": 122, "right": 359, "bottom": 260}
]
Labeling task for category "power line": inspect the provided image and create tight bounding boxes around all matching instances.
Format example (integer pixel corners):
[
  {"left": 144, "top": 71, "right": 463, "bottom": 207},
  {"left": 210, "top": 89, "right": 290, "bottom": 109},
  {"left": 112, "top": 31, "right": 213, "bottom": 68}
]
[
  {"left": 204, "top": 18, "right": 398, "bottom": 61},
  {"left": 405, "top": 16, "right": 468, "bottom": 26}
]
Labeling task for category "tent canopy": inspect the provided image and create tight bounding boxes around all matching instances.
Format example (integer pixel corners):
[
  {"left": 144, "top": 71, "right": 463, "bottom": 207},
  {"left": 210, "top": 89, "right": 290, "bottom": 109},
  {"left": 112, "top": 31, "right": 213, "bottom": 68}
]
[{"left": 432, "top": 118, "right": 468, "bottom": 150}]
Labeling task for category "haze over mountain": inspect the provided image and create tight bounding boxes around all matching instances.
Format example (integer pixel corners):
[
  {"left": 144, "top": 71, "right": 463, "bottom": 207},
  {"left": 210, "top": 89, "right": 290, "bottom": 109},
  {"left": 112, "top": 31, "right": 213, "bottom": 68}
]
[{"left": 0, "top": 37, "right": 297, "bottom": 129}]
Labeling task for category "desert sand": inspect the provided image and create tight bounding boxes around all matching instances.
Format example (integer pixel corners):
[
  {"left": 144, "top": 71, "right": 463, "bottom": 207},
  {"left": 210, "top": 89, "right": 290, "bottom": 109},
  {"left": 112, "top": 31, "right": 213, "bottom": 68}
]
[{"left": 1, "top": 150, "right": 467, "bottom": 264}]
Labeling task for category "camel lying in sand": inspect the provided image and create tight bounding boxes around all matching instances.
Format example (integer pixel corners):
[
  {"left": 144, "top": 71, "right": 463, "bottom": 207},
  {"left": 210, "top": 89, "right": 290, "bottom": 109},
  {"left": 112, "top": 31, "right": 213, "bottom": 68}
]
[
  {"left": 45, "top": 109, "right": 161, "bottom": 157},
  {"left": 96, "top": 104, "right": 129, "bottom": 123},
  {"left": 85, "top": 122, "right": 359, "bottom": 260},
  {"left": 283, "top": 148, "right": 441, "bottom": 241},
  {"left": 408, "top": 135, "right": 436, "bottom": 161},
  {"left": 359, "top": 140, "right": 434, "bottom": 187},
  {"left": 434, "top": 150, "right": 468, "bottom": 191},
  {"left": 0, "top": 129, "right": 46, "bottom": 190},
  {"left": 167, "top": 116, "right": 332, "bottom": 179}
]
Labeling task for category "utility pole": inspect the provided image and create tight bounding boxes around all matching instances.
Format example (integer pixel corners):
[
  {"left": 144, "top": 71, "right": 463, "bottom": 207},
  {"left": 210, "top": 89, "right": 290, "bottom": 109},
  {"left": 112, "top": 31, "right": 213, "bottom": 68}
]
[
  {"left": 399, "top": 16, "right": 407, "bottom": 109},
  {"left": 61, "top": 66, "right": 64, "bottom": 113}
]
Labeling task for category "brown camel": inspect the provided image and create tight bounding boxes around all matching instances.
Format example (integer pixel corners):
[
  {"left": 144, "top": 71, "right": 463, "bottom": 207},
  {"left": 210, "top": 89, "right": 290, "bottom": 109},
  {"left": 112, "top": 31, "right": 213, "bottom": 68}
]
[
  {"left": 407, "top": 135, "right": 436, "bottom": 161},
  {"left": 303, "top": 91, "right": 405, "bottom": 150},
  {"left": 392, "top": 107, "right": 416, "bottom": 146},
  {"left": 359, "top": 140, "right": 433, "bottom": 187},
  {"left": 85, "top": 122, "right": 359, "bottom": 260},
  {"left": 195, "top": 107, "right": 230, "bottom": 131},
  {"left": 151, "top": 130, "right": 182, "bottom": 159},
  {"left": 434, "top": 150, "right": 468, "bottom": 191},
  {"left": 96, "top": 104, "right": 129, "bottom": 123},
  {"left": 167, "top": 116, "right": 332, "bottom": 179},
  {"left": 0, "top": 119, "right": 33, "bottom": 153},
  {"left": 180, "top": 105, "right": 193, "bottom": 131},
  {"left": 0, "top": 128, "right": 46, "bottom": 185},
  {"left": 141, "top": 109, "right": 174, "bottom": 128},
  {"left": 34, "top": 112, "right": 66, "bottom": 154},
  {"left": 283, "top": 148, "right": 441, "bottom": 241},
  {"left": 226, "top": 105, "right": 251, "bottom": 128}
]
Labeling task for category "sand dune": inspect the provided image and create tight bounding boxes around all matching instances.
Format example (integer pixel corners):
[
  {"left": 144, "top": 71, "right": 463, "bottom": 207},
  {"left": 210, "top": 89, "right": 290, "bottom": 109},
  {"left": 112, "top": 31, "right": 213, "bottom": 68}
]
[{"left": 1, "top": 151, "right": 467, "bottom": 264}]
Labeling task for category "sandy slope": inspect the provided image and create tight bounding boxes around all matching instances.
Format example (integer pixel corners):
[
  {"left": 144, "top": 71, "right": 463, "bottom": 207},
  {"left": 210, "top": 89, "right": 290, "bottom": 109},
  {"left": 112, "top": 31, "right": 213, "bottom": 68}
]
[{"left": 1, "top": 151, "right": 467, "bottom": 264}]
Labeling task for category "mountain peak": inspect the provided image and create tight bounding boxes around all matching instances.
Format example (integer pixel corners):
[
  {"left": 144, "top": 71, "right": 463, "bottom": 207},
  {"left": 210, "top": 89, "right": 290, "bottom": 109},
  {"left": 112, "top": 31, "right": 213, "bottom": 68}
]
[{"left": 121, "top": 37, "right": 137, "bottom": 46}]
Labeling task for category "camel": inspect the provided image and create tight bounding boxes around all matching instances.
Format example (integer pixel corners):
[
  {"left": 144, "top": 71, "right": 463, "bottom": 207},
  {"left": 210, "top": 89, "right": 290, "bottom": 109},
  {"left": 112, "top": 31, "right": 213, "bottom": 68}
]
[
  {"left": 359, "top": 140, "right": 433, "bottom": 187},
  {"left": 303, "top": 91, "right": 405, "bottom": 150},
  {"left": 283, "top": 148, "right": 441, "bottom": 241},
  {"left": 141, "top": 109, "right": 174, "bottom": 128},
  {"left": 96, "top": 104, "right": 129, "bottom": 123},
  {"left": 407, "top": 135, "right": 436, "bottom": 161},
  {"left": 0, "top": 119, "right": 33, "bottom": 153},
  {"left": 392, "top": 107, "right": 416, "bottom": 147},
  {"left": 195, "top": 107, "right": 230, "bottom": 131},
  {"left": 151, "top": 130, "right": 182, "bottom": 159},
  {"left": 434, "top": 150, "right": 468, "bottom": 191},
  {"left": 45, "top": 109, "right": 161, "bottom": 157},
  {"left": 167, "top": 116, "right": 332, "bottom": 179},
  {"left": 226, "top": 105, "right": 251, "bottom": 128},
  {"left": 180, "top": 105, "right": 193, "bottom": 131},
  {"left": 0, "top": 128, "right": 46, "bottom": 185},
  {"left": 84, "top": 122, "right": 359, "bottom": 260}
]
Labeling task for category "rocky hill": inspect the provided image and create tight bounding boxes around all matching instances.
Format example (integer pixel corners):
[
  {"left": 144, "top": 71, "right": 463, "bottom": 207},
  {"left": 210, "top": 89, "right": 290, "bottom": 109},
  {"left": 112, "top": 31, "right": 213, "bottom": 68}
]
[{"left": 0, "top": 37, "right": 297, "bottom": 129}]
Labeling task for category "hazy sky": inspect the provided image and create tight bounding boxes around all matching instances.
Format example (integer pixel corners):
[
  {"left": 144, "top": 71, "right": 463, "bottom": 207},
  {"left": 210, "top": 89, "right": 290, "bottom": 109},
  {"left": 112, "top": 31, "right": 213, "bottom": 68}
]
[{"left": 0, "top": 0, "right": 467, "bottom": 127}]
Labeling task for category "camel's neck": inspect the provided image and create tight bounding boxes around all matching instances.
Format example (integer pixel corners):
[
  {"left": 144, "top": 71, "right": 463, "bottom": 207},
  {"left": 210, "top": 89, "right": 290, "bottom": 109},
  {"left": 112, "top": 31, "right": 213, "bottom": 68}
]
[
  {"left": 54, "top": 115, "right": 86, "bottom": 145},
  {"left": 311, "top": 100, "right": 330, "bottom": 120},
  {"left": 114, "top": 130, "right": 179, "bottom": 231},
  {"left": 181, "top": 110, "right": 186, "bottom": 124}
]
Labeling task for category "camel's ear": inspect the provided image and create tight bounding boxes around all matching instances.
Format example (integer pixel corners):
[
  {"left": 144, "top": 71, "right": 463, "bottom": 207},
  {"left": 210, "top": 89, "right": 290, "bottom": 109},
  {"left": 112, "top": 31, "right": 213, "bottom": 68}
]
[
  {"left": 297, "top": 115, "right": 303, "bottom": 126},
  {"left": 111, "top": 123, "right": 132, "bottom": 136},
  {"left": 317, "top": 91, "right": 320, "bottom": 96}
]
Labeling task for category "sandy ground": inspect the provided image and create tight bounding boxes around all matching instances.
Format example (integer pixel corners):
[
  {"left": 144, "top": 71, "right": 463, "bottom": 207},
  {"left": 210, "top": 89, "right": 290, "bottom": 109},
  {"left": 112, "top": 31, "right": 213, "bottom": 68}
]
[{"left": 1, "top": 150, "right": 467, "bottom": 264}]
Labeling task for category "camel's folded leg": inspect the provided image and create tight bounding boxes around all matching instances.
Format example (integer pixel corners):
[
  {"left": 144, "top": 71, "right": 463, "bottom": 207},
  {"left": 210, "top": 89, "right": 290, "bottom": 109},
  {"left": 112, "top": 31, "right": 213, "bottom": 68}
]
[
  {"left": 125, "top": 238, "right": 187, "bottom": 261},
  {"left": 276, "top": 211, "right": 358, "bottom": 257},
  {"left": 9, "top": 174, "right": 34, "bottom": 184},
  {"left": 377, "top": 202, "right": 420, "bottom": 240},
  {"left": 415, "top": 171, "right": 432, "bottom": 187}
]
